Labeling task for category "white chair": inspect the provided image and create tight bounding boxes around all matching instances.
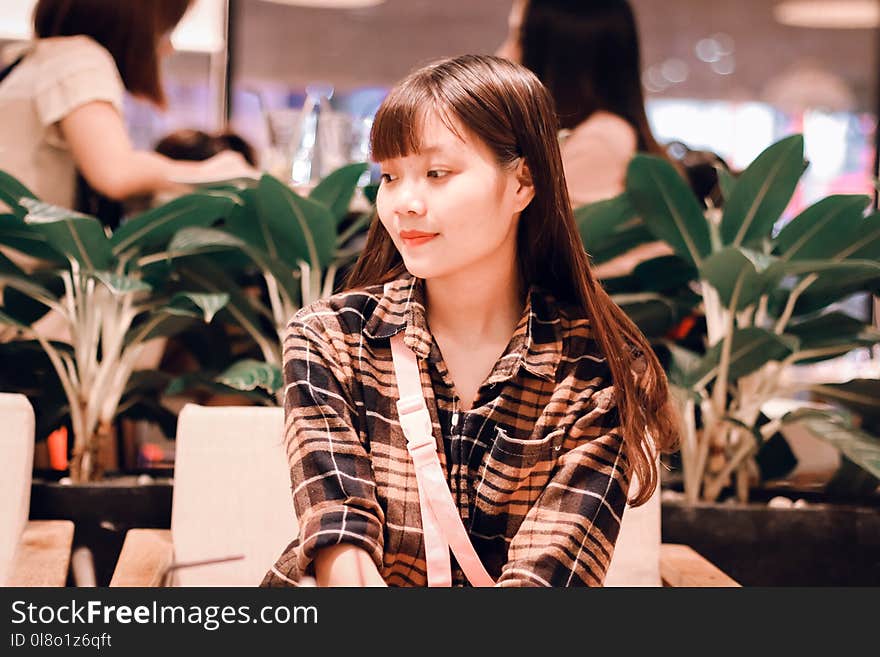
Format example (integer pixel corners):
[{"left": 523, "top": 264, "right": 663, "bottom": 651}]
[
  {"left": 112, "top": 403, "right": 736, "bottom": 587},
  {"left": 111, "top": 404, "right": 296, "bottom": 586},
  {"left": 0, "top": 393, "right": 74, "bottom": 587}
]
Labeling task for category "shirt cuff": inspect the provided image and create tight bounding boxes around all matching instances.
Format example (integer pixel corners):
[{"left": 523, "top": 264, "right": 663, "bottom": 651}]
[{"left": 297, "top": 504, "right": 385, "bottom": 576}]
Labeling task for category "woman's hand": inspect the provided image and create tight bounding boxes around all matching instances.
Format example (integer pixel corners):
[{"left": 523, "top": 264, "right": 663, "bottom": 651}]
[
  {"left": 181, "top": 150, "right": 259, "bottom": 183},
  {"left": 61, "top": 100, "right": 258, "bottom": 200}
]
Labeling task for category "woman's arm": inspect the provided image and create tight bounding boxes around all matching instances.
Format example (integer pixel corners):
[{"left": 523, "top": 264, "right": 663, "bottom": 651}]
[
  {"left": 314, "top": 544, "right": 387, "bottom": 587},
  {"left": 59, "top": 101, "right": 255, "bottom": 201},
  {"left": 280, "top": 310, "right": 388, "bottom": 587}
]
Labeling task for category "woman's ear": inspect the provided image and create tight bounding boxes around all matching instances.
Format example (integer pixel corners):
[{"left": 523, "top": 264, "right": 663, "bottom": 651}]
[{"left": 513, "top": 158, "right": 535, "bottom": 212}]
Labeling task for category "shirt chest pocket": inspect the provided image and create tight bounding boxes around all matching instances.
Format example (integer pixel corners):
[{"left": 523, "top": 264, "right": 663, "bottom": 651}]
[{"left": 474, "top": 425, "right": 563, "bottom": 513}]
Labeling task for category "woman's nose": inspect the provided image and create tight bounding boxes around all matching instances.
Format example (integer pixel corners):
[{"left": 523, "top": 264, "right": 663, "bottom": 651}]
[{"left": 394, "top": 185, "right": 426, "bottom": 216}]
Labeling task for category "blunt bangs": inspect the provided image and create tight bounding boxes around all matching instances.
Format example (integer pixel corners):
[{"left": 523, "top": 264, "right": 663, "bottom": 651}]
[{"left": 370, "top": 74, "right": 467, "bottom": 163}]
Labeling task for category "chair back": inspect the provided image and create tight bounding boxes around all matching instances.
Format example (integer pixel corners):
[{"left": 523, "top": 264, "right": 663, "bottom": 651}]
[
  {"left": 0, "top": 393, "right": 35, "bottom": 585},
  {"left": 170, "top": 404, "right": 296, "bottom": 586},
  {"left": 604, "top": 479, "right": 662, "bottom": 587}
]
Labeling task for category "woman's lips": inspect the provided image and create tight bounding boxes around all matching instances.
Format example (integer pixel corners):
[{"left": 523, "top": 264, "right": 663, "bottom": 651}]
[{"left": 400, "top": 232, "right": 438, "bottom": 247}]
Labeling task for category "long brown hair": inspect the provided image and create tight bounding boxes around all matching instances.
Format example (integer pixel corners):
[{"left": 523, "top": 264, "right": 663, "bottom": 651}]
[
  {"left": 346, "top": 55, "right": 678, "bottom": 506},
  {"left": 34, "top": 0, "right": 192, "bottom": 108},
  {"left": 519, "top": 0, "right": 667, "bottom": 158}
]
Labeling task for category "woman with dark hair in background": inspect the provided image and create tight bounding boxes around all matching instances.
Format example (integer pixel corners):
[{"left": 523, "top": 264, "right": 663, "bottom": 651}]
[
  {"left": 497, "top": 0, "right": 676, "bottom": 284},
  {"left": 0, "top": 0, "right": 253, "bottom": 224},
  {"left": 498, "top": 0, "right": 667, "bottom": 206}
]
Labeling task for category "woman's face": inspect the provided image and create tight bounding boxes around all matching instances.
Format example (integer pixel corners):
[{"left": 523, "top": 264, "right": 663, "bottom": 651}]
[
  {"left": 496, "top": 0, "right": 526, "bottom": 63},
  {"left": 375, "top": 113, "right": 533, "bottom": 283}
]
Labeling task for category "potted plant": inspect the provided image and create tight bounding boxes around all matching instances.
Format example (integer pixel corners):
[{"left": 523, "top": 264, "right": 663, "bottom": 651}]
[
  {"left": 577, "top": 134, "right": 880, "bottom": 584},
  {"left": 160, "top": 163, "right": 373, "bottom": 403},
  {"left": 0, "top": 164, "right": 374, "bottom": 584},
  {"left": 0, "top": 173, "right": 236, "bottom": 482}
]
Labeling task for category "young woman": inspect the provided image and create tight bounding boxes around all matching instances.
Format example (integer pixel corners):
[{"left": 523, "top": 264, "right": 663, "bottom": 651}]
[
  {"left": 0, "top": 0, "right": 253, "bottom": 219},
  {"left": 262, "top": 55, "right": 678, "bottom": 588}
]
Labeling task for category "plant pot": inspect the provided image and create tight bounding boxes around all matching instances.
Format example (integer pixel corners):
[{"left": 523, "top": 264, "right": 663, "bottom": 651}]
[
  {"left": 29, "top": 474, "right": 173, "bottom": 586},
  {"left": 661, "top": 495, "right": 880, "bottom": 585}
]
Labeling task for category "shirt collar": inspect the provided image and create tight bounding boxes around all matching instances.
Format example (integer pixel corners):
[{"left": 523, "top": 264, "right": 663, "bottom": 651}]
[{"left": 364, "top": 273, "right": 562, "bottom": 382}]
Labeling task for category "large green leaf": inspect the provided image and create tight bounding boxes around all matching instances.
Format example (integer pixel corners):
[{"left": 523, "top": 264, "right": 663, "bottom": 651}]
[
  {"left": 0, "top": 248, "right": 24, "bottom": 276},
  {"left": 216, "top": 358, "right": 283, "bottom": 394},
  {"left": 166, "top": 292, "right": 229, "bottom": 323},
  {"left": 309, "top": 162, "right": 369, "bottom": 225},
  {"left": 0, "top": 273, "right": 61, "bottom": 311},
  {"left": 124, "top": 293, "right": 229, "bottom": 346},
  {"left": 110, "top": 192, "right": 237, "bottom": 256},
  {"left": 125, "top": 314, "right": 195, "bottom": 346},
  {"left": 664, "top": 344, "right": 704, "bottom": 389},
  {"left": 2, "top": 269, "right": 64, "bottom": 325},
  {"left": 838, "top": 211, "right": 880, "bottom": 261},
  {"left": 631, "top": 255, "right": 698, "bottom": 293},
  {"left": 0, "top": 170, "right": 38, "bottom": 218},
  {"left": 757, "top": 259, "right": 880, "bottom": 319},
  {"left": 362, "top": 182, "right": 379, "bottom": 205},
  {"left": 626, "top": 155, "right": 711, "bottom": 266},
  {"left": 587, "top": 224, "right": 656, "bottom": 265},
  {"left": 254, "top": 175, "right": 335, "bottom": 269},
  {"left": 786, "top": 410, "right": 880, "bottom": 479},
  {"left": 20, "top": 199, "right": 112, "bottom": 270},
  {"left": 165, "top": 372, "right": 273, "bottom": 405},
  {"left": 91, "top": 271, "right": 152, "bottom": 296},
  {"left": 775, "top": 194, "right": 869, "bottom": 261},
  {"left": 786, "top": 312, "right": 880, "bottom": 354},
  {"left": 717, "top": 167, "right": 737, "bottom": 203},
  {"left": 699, "top": 247, "right": 773, "bottom": 310},
  {"left": 720, "top": 134, "right": 805, "bottom": 247},
  {"left": 811, "top": 379, "right": 880, "bottom": 432},
  {"left": 0, "top": 214, "right": 66, "bottom": 263},
  {"left": 686, "top": 327, "right": 797, "bottom": 389},
  {"left": 175, "top": 257, "right": 273, "bottom": 348},
  {"left": 575, "top": 193, "right": 638, "bottom": 250},
  {"left": 792, "top": 265, "right": 880, "bottom": 316},
  {"left": 165, "top": 226, "right": 300, "bottom": 309}
]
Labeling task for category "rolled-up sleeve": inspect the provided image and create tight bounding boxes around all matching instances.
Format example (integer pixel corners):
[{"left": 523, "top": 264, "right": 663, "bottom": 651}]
[
  {"left": 282, "top": 313, "right": 385, "bottom": 577},
  {"left": 496, "top": 385, "right": 631, "bottom": 587}
]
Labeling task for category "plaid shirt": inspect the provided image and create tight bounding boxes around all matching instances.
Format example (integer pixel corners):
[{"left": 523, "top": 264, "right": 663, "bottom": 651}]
[{"left": 261, "top": 274, "right": 630, "bottom": 587}]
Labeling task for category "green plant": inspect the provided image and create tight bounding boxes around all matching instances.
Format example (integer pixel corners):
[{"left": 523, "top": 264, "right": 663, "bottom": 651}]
[
  {"left": 577, "top": 135, "right": 880, "bottom": 503},
  {"left": 0, "top": 173, "right": 234, "bottom": 482},
  {"left": 159, "top": 164, "right": 373, "bottom": 402}
]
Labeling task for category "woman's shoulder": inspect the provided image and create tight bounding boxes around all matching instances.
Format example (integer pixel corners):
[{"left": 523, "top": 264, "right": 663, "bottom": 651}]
[
  {"left": 30, "top": 36, "right": 121, "bottom": 88},
  {"left": 286, "top": 283, "right": 388, "bottom": 343},
  {"left": 34, "top": 36, "right": 115, "bottom": 66},
  {"left": 564, "top": 111, "right": 638, "bottom": 157}
]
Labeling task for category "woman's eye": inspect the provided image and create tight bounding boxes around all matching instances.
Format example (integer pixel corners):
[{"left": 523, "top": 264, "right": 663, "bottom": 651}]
[
  {"left": 427, "top": 169, "right": 450, "bottom": 179},
  {"left": 379, "top": 173, "right": 397, "bottom": 183}
]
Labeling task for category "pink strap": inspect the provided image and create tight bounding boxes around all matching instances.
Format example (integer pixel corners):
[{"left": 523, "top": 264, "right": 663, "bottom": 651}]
[{"left": 389, "top": 329, "right": 495, "bottom": 588}]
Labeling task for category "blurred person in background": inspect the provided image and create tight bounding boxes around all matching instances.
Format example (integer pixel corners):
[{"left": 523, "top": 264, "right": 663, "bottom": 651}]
[
  {"left": 0, "top": 0, "right": 254, "bottom": 227},
  {"left": 497, "top": 0, "right": 674, "bottom": 279},
  {"left": 497, "top": 0, "right": 668, "bottom": 206},
  {"left": 154, "top": 128, "right": 259, "bottom": 167}
]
